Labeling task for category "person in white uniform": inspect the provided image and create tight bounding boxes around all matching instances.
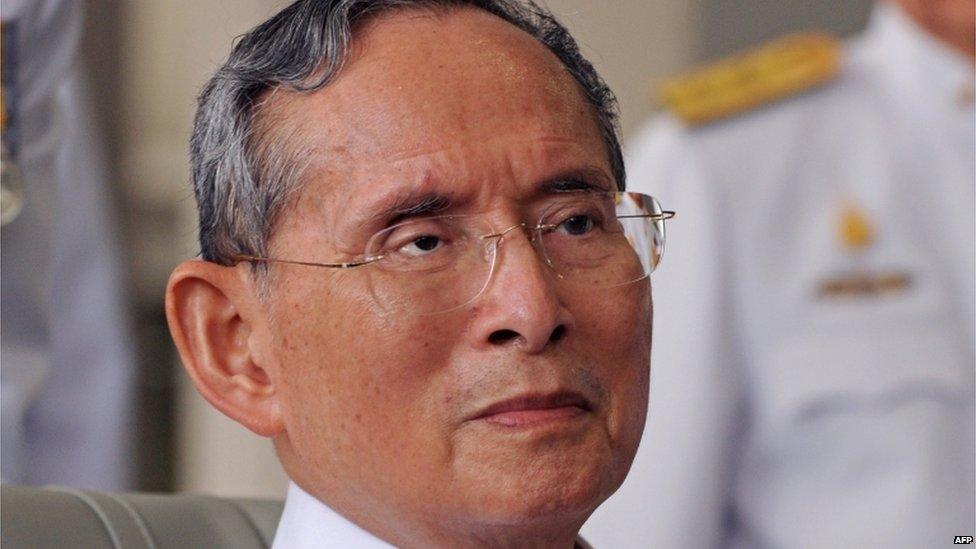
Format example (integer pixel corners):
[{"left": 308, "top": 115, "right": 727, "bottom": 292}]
[
  {"left": 1, "top": 0, "right": 136, "bottom": 490},
  {"left": 165, "top": 0, "right": 672, "bottom": 546},
  {"left": 583, "top": 1, "right": 974, "bottom": 547}
]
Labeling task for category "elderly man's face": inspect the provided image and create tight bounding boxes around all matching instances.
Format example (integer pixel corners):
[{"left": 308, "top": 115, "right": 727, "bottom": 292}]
[{"left": 263, "top": 7, "right": 650, "bottom": 543}]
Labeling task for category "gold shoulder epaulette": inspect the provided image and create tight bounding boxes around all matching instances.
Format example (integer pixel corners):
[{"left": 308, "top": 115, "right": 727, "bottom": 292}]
[{"left": 657, "top": 32, "right": 841, "bottom": 127}]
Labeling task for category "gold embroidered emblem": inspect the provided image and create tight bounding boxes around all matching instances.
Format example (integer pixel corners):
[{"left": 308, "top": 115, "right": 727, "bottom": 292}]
[
  {"left": 837, "top": 204, "right": 874, "bottom": 251},
  {"left": 816, "top": 203, "right": 912, "bottom": 298},
  {"left": 817, "top": 272, "right": 911, "bottom": 298}
]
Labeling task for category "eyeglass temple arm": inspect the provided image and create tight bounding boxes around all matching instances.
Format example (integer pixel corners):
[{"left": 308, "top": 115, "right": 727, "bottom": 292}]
[
  {"left": 618, "top": 211, "right": 676, "bottom": 221},
  {"left": 233, "top": 254, "right": 385, "bottom": 269}
]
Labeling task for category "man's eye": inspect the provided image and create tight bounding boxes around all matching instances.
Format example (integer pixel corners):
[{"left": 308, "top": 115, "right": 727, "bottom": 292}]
[
  {"left": 400, "top": 235, "right": 443, "bottom": 256},
  {"left": 558, "top": 214, "right": 596, "bottom": 236}
]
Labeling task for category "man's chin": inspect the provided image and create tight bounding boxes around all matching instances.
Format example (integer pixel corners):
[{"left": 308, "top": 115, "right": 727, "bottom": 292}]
[
  {"left": 455, "top": 471, "right": 609, "bottom": 532},
  {"left": 448, "top": 426, "right": 620, "bottom": 526}
]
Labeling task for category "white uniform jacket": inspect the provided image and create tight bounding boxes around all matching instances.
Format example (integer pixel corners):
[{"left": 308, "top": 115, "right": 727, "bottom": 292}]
[{"left": 583, "top": 4, "right": 975, "bottom": 548}]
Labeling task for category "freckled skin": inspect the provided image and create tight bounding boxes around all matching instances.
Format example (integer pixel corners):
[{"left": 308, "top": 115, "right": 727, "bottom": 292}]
[{"left": 262, "top": 8, "right": 650, "bottom": 548}]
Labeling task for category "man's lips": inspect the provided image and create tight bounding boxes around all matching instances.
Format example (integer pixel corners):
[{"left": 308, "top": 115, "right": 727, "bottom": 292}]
[{"left": 468, "top": 391, "right": 593, "bottom": 427}]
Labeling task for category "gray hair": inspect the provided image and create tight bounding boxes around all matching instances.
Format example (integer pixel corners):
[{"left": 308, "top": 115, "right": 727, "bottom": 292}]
[{"left": 191, "top": 0, "right": 625, "bottom": 266}]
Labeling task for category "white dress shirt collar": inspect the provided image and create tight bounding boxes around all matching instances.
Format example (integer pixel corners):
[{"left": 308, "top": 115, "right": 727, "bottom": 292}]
[
  {"left": 271, "top": 482, "right": 395, "bottom": 549},
  {"left": 271, "top": 481, "right": 594, "bottom": 548}
]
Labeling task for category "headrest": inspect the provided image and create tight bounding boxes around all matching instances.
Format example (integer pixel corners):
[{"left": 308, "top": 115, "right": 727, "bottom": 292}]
[{"left": 1, "top": 484, "right": 283, "bottom": 548}]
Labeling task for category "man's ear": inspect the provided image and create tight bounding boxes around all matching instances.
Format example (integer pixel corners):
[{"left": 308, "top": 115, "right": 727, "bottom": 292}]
[{"left": 165, "top": 260, "right": 284, "bottom": 437}]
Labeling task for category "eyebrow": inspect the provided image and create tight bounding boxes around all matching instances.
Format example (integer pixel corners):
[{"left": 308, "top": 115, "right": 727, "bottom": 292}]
[
  {"left": 536, "top": 165, "right": 616, "bottom": 195},
  {"left": 378, "top": 192, "right": 454, "bottom": 226},
  {"left": 343, "top": 189, "right": 457, "bottom": 237},
  {"left": 540, "top": 176, "right": 605, "bottom": 194}
]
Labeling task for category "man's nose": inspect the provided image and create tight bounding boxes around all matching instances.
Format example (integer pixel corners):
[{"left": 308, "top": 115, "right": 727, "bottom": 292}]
[{"left": 470, "top": 225, "right": 575, "bottom": 353}]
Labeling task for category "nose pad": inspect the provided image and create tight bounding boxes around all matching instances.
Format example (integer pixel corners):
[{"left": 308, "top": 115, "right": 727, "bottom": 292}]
[
  {"left": 475, "top": 221, "right": 562, "bottom": 309},
  {"left": 492, "top": 224, "right": 550, "bottom": 273},
  {"left": 503, "top": 223, "right": 555, "bottom": 263},
  {"left": 482, "top": 239, "right": 495, "bottom": 262}
]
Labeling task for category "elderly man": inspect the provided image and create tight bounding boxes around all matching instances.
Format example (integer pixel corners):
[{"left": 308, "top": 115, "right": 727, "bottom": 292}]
[{"left": 165, "top": 0, "right": 672, "bottom": 546}]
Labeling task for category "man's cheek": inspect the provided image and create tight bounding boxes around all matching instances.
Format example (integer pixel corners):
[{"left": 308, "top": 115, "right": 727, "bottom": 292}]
[{"left": 575, "top": 290, "right": 644, "bottom": 346}]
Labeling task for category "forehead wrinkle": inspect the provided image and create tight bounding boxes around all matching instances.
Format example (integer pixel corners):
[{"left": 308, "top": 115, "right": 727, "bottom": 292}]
[
  {"left": 380, "top": 133, "right": 593, "bottom": 164},
  {"left": 305, "top": 135, "right": 607, "bottom": 218},
  {"left": 338, "top": 134, "right": 612, "bottom": 217}
]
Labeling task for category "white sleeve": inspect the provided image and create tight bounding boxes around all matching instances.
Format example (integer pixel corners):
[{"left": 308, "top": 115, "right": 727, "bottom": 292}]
[{"left": 582, "top": 118, "right": 747, "bottom": 548}]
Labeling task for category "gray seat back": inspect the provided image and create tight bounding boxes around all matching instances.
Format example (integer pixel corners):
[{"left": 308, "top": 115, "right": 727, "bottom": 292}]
[{"left": 1, "top": 485, "right": 283, "bottom": 548}]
